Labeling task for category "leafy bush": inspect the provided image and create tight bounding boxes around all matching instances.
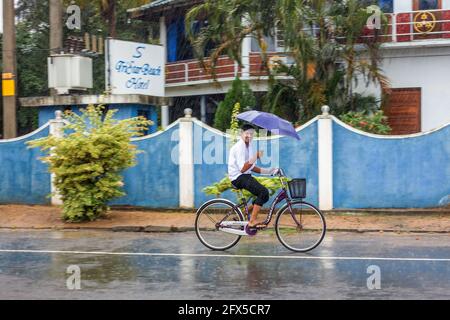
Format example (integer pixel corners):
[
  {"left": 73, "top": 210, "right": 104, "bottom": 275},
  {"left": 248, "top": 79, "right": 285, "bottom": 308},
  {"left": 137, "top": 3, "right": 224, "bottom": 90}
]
[
  {"left": 27, "top": 105, "right": 151, "bottom": 222},
  {"left": 340, "top": 110, "right": 392, "bottom": 135},
  {"left": 203, "top": 175, "right": 285, "bottom": 201}
]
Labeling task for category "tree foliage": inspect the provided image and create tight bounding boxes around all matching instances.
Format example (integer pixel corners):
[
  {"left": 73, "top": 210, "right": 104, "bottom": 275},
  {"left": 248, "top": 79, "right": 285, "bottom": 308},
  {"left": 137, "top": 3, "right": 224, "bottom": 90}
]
[
  {"left": 214, "top": 77, "right": 256, "bottom": 131},
  {"left": 186, "top": 0, "right": 391, "bottom": 124},
  {"left": 1, "top": 0, "right": 152, "bottom": 136},
  {"left": 27, "top": 105, "right": 151, "bottom": 221},
  {"left": 340, "top": 110, "right": 391, "bottom": 135}
]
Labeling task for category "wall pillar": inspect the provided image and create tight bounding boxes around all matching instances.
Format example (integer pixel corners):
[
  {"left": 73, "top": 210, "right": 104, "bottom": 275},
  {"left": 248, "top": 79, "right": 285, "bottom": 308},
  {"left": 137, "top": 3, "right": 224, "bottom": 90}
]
[
  {"left": 49, "top": 110, "right": 64, "bottom": 205},
  {"left": 179, "top": 108, "right": 195, "bottom": 208},
  {"left": 318, "top": 105, "right": 333, "bottom": 211}
]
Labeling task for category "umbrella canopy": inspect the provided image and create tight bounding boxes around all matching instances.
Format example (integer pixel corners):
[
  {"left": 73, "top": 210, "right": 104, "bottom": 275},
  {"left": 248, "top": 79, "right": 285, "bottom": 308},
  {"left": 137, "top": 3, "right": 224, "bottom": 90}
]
[{"left": 237, "top": 111, "right": 300, "bottom": 140}]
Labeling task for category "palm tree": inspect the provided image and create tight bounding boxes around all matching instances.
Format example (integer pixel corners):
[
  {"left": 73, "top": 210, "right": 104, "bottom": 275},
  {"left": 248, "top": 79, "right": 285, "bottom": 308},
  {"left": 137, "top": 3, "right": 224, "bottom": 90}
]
[{"left": 186, "top": 0, "right": 391, "bottom": 123}]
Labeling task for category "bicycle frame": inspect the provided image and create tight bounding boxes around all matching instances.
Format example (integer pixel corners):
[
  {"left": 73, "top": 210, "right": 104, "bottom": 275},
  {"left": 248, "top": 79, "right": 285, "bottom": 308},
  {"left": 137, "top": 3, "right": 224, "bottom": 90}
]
[
  {"left": 235, "top": 170, "right": 300, "bottom": 227},
  {"left": 196, "top": 168, "right": 325, "bottom": 251}
]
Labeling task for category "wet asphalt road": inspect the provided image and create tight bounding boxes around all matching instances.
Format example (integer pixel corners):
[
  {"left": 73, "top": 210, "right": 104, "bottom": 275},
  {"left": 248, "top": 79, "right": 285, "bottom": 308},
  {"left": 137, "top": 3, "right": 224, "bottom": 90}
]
[{"left": 0, "top": 229, "right": 449, "bottom": 300}]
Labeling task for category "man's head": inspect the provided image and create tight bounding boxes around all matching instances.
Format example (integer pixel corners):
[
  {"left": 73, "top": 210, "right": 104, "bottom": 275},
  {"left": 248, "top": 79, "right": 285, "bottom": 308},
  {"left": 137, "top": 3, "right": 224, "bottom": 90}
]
[{"left": 240, "top": 124, "right": 255, "bottom": 144}]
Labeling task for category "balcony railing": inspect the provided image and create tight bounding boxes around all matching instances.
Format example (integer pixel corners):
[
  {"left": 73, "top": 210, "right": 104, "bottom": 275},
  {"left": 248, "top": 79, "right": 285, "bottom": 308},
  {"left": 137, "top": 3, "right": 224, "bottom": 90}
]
[
  {"left": 360, "top": 9, "right": 450, "bottom": 43},
  {"left": 166, "top": 9, "right": 450, "bottom": 85},
  {"left": 166, "top": 53, "right": 290, "bottom": 84}
]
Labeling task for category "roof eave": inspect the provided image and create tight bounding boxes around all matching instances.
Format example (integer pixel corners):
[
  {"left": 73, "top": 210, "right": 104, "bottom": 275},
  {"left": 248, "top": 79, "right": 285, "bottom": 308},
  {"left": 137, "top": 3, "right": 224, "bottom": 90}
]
[{"left": 127, "top": 0, "right": 203, "bottom": 20}]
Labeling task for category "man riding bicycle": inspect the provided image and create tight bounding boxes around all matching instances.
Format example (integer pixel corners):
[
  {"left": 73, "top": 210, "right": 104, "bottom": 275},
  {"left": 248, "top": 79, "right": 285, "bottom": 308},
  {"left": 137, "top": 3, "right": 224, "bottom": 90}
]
[{"left": 228, "top": 124, "right": 277, "bottom": 233}]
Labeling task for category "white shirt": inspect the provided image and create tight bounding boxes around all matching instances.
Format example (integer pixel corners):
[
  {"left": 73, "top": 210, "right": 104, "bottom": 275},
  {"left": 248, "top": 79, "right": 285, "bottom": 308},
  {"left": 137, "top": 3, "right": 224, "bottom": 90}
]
[{"left": 228, "top": 139, "right": 256, "bottom": 182}]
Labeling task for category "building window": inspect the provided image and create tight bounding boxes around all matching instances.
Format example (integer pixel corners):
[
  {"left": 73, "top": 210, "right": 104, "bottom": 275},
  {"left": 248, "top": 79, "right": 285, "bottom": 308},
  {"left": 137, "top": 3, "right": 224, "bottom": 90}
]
[
  {"left": 378, "top": 0, "right": 393, "bottom": 13},
  {"left": 417, "top": 0, "right": 439, "bottom": 10}
]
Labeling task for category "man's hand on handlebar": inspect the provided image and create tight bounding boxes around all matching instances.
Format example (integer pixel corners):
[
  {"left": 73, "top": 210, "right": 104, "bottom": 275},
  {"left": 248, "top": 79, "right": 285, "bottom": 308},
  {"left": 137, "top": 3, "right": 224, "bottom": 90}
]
[{"left": 270, "top": 168, "right": 281, "bottom": 176}]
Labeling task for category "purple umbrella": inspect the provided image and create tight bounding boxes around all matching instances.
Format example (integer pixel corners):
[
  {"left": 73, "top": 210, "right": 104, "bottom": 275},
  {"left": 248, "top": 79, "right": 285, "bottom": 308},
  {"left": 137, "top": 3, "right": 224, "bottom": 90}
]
[{"left": 237, "top": 111, "right": 300, "bottom": 140}]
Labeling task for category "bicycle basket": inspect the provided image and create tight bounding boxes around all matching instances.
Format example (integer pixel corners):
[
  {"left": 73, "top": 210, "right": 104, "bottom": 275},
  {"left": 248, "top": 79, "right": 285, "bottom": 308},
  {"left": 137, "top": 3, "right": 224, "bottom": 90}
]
[{"left": 287, "top": 179, "right": 306, "bottom": 199}]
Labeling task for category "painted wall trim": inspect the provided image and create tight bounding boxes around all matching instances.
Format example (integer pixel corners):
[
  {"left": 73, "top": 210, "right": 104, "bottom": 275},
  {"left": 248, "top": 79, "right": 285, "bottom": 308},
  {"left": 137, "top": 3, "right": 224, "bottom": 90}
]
[
  {"left": 131, "top": 119, "right": 180, "bottom": 141},
  {"left": 0, "top": 122, "right": 51, "bottom": 143},
  {"left": 192, "top": 116, "right": 320, "bottom": 141},
  {"left": 332, "top": 116, "right": 450, "bottom": 139}
]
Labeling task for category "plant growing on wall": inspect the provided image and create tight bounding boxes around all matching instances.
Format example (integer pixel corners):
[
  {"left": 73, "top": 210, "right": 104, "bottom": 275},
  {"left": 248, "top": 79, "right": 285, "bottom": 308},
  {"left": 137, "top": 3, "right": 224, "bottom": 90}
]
[
  {"left": 27, "top": 105, "right": 151, "bottom": 222},
  {"left": 229, "top": 102, "right": 241, "bottom": 145},
  {"left": 214, "top": 77, "right": 256, "bottom": 132},
  {"left": 340, "top": 110, "right": 391, "bottom": 134}
]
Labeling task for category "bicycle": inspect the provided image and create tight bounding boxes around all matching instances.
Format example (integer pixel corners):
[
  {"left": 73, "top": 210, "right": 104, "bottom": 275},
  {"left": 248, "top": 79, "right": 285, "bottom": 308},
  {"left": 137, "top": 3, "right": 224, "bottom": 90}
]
[{"left": 195, "top": 168, "right": 326, "bottom": 252}]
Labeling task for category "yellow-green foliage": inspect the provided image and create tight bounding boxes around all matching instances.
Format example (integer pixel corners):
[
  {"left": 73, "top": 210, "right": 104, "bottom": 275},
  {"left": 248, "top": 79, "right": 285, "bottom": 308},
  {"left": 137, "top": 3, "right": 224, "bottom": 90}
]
[
  {"left": 27, "top": 105, "right": 152, "bottom": 222},
  {"left": 203, "top": 175, "right": 285, "bottom": 201},
  {"left": 229, "top": 102, "right": 241, "bottom": 145}
]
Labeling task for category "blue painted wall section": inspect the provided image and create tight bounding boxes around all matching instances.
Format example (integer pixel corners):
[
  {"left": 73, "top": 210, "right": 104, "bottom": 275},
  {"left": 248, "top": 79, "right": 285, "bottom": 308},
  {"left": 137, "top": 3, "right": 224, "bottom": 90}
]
[
  {"left": 110, "top": 123, "right": 180, "bottom": 208},
  {"left": 193, "top": 121, "right": 319, "bottom": 208},
  {"left": 0, "top": 126, "right": 51, "bottom": 204},
  {"left": 1, "top": 116, "right": 449, "bottom": 209},
  {"left": 278, "top": 121, "right": 319, "bottom": 207},
  {"left": 333, "top": 121, "right": 450, "bottom": 208}
]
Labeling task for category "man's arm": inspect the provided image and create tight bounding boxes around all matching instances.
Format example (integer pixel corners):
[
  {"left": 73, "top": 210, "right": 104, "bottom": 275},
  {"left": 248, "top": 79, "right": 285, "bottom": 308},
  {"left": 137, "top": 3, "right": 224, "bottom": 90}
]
[
  {"left": 241, "top": 151, "right": 263, "bottom": 173},
  {"left": 251, "top": 166, "right": 262, "bottom": 174},
  {"left": 253, "top": 167, "right": 277, "bottom": 175},
  {"left": 241, "top": 162, "right": 255, "bottom": 173}
]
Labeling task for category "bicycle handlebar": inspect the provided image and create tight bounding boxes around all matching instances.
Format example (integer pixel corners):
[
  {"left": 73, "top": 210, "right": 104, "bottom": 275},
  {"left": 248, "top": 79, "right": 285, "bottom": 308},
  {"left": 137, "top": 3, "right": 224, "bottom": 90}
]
[{"left": 272, "top": 167, "right": 286, "bottom": 177}]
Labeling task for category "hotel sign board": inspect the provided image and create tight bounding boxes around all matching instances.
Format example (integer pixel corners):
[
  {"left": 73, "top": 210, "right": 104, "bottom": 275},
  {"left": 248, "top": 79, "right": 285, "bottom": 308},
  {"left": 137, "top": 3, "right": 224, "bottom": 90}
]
[{"left": 106, "top": 39, "right": 165, "bottom": 97}]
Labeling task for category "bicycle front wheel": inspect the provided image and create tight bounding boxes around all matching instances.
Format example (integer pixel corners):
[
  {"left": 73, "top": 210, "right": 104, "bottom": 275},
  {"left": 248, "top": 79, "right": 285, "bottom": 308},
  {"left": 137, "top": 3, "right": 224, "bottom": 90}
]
[
  {"left": 195, "top": 199, "right": 244, "bottom": 251},
  {"left": 275, "top": 201, "right": 326, "bottom": 252}
]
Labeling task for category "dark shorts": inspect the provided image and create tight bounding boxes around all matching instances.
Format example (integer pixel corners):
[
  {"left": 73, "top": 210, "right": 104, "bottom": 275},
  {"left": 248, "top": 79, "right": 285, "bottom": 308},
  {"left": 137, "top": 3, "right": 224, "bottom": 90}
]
[{"left": 231, "top": 174, "right": 270, "bottom": 206}]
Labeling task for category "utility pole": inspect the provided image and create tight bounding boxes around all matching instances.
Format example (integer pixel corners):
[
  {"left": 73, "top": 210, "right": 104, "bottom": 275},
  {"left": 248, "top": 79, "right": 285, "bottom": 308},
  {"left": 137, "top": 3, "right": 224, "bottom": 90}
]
[
  {"left": 2, "top": 0, "right": 17, "bottom": 139},
  {"left": 49, "top": 0, "right": 63, "bottom": 97},
  {"left": 49, "top": 0, "right": 63, "bottom": 55}
]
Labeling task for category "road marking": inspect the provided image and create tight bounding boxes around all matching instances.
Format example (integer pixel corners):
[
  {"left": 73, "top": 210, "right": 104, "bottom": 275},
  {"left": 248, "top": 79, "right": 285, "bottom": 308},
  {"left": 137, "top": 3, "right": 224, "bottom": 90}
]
[{"left": 0, "top": 249, "right": 449, "bottom": 262}]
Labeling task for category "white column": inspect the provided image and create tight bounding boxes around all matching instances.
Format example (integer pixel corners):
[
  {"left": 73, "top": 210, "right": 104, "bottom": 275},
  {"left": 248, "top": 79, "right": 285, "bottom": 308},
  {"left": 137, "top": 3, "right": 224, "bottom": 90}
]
[
  {"left": 49, "top": 110, "right": 64, "bottom": 206},
  {"left": 160, "top": 16, "right": 169, "bottom": 131},
  {"left": 394, "top": 1, "right": 412, "bottom": 13},
  {"left": 161, "top": 105, "right": 169, "bottom": 129},
  {"left": 318, "top": 105, "right": 333, "bottom": 211},
  {"left": 241, "top": 16, "right": 252, "bottom": 78},
  {"left": 179, "top": 108, "right": 195, "bottom": 208},
  {"left": 443, "top": 0, "right": 450, "bottom": 10},
  {"left": 200, "top": 95, "right": 206, "bottom": 123},
  {"left": 242, "top": 36, "right": 252, "bottom": 78}
]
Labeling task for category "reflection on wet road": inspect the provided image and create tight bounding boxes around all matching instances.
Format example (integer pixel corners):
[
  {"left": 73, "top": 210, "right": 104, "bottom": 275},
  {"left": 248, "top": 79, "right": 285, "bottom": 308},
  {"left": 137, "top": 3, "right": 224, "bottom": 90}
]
[{"left": 0, "top": 230, "right": 449, "bottom": 299}]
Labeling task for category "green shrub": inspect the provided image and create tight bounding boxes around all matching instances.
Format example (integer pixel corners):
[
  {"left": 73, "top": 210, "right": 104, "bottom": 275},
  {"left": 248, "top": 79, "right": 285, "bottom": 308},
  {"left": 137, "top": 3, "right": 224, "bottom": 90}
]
[
  {"left": 339, "top": 110, "right": 392, "bottom": 135},
  {"left": 203, "top": 175, "right": 285, "bottom": 202},
  {"left": 27, "top": 105, "right": 152, "bottom": 222},
  {"left": 214, "top": 77, "right": 256, "bottom": 132}
]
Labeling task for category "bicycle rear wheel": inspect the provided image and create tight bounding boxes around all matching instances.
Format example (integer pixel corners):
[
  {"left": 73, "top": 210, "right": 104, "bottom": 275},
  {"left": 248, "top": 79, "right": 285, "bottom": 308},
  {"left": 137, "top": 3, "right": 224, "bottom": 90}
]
[
  {"left": 275, "top": 201, "right": 326, "bottom": 252},
  {"left": 195, "top": 199, "right": 244, "bottom": 251}
]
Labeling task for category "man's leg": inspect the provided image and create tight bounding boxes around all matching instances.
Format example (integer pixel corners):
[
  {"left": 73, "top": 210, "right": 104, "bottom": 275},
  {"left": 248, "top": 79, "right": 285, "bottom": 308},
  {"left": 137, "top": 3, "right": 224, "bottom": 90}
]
[
  {"left": 249, "top": 204, "right": 262, "bottom": 227},
  {"left": 242, "top": 176, "right": 269, "bottom": 227}
]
